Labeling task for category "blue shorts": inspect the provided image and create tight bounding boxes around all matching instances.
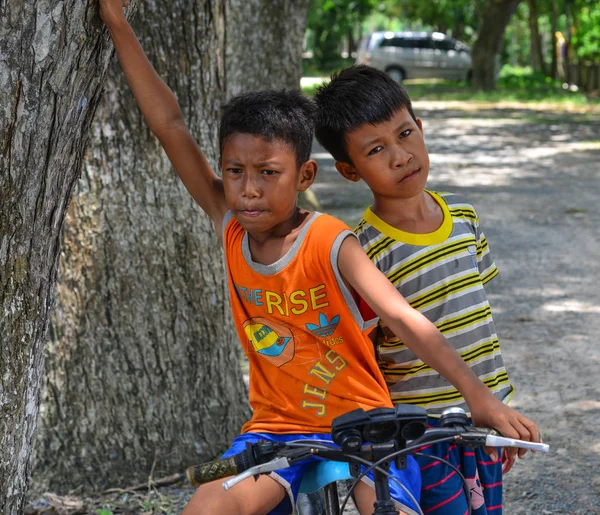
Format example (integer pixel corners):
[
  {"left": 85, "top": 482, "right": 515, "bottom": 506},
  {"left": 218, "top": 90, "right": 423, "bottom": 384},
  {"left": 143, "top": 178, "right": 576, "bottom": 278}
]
[
  {"left": 222, "top": 432, "right": 422, "bottom": 515},
  {"left": 415, "top": 417, "right": 502, "bottom": 515}
]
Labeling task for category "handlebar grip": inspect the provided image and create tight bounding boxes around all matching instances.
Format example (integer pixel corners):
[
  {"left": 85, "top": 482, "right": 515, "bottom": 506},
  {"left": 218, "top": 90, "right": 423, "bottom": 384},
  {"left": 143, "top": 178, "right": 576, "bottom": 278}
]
[{"left": 186, "top": 457, "right": 239, "bottom": 486}]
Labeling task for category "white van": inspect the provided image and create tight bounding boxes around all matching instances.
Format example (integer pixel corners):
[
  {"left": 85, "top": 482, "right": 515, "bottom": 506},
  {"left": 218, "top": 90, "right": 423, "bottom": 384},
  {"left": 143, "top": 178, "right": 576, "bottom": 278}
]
[{"left": 356, "top": 31, "right": 472, "bottom": 82}]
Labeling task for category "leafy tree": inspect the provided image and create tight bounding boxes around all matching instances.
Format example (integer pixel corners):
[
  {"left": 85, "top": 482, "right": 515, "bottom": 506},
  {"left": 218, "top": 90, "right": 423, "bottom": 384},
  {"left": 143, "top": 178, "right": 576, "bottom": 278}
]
[
  {"left": 571, "top": 1, "right": 600, "bottom": 62},
  {"left": 471, "top": 0, "right": 523, "bottom": 90},
  {"left": 307, "top": 0, "right": 378, "bottom": 70},
  {"left": 382, "top": 0, "right": 478, "bottom": 42},
  {"left": 34, "top": 0, "right": 310, "bottom": 493}
]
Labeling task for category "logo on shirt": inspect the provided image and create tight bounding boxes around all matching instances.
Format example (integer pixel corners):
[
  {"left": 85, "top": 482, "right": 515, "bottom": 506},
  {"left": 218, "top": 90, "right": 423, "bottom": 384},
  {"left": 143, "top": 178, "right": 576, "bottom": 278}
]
[
  {"left": 306, "top": 312, "right": 344, "bottom": 348},
  {"left": 306, "top": 312, "right": 340, "bottom": 338},
  {"left": 243, "top": 317, "right": 295, "bottom": 367}
]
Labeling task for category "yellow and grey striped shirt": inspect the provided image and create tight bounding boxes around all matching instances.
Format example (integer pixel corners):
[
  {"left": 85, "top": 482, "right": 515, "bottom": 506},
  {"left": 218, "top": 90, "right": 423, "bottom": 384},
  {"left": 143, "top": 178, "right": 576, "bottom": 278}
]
[{"left": 355, "top": 191, "right": 514, "bottom": 416}]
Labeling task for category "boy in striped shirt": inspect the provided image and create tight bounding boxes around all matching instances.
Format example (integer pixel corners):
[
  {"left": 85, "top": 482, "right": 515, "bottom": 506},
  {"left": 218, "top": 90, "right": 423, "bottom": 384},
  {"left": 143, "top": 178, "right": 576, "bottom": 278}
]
[{"left": 314, "top": 65, "right": 539, "bottom": 514}]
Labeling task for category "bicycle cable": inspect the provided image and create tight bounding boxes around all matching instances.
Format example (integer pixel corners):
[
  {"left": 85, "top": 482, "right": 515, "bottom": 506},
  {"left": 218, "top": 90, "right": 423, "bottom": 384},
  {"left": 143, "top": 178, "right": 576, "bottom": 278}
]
[
  {"left": 276, "top": 439, "right": 423, "bottom": 514},
  {"left": 340, "top": 436, "right": 469, "bottom": 515},
  {"left": 337, "top": 450, "right": 423, "bottom": 515}
]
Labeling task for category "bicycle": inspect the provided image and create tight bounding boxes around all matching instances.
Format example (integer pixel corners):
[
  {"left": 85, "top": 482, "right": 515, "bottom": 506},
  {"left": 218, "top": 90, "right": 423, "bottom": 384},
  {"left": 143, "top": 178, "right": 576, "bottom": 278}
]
[{"left": 186, "top": 405, "right": 549, "bottom": 515}]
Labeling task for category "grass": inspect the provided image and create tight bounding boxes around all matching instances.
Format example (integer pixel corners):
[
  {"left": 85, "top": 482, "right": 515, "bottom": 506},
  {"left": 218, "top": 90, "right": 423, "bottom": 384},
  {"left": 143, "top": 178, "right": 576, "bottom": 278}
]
[{"left": 302, "top": 66, "right": 600, "bottom": 110}]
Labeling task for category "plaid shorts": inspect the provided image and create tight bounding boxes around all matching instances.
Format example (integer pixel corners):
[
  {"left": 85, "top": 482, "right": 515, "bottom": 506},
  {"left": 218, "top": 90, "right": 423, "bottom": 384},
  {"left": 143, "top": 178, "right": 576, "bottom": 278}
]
[{"left": 415, "top": 417, "right": 503, "bottom": 515}]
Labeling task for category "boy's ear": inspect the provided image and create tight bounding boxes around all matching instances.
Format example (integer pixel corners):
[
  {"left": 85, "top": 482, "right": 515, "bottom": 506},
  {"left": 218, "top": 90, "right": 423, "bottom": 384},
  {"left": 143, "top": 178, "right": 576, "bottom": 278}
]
[
  {"left": 416, "top": 117, "right": 424, "bottom": 134},
  {"left": 335, "top": 161, "right": 361, "bottom": 183},
  {"left": 297, "top": 159, "right": 318, "bottom": 192}
]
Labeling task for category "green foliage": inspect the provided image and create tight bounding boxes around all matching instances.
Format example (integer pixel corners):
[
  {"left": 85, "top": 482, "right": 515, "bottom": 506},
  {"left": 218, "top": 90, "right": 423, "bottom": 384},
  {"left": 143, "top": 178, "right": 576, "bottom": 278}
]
[
  {"left": 307, "top": 0, "right": 379, "bottom": 70},
  {"left": 380, "top": 0, "right": 479, "bottom": 42},
  {"left": 302, "top": 66, "right": 599, "bottom": 106},
  {"left": 306, "top": 0, "right": 600, "bottom": 80},
  {"left": 572, "top": 3, "right": 600, "bottom": 61},
  {"left": 302, "top": 57, "right": 354, "bottom": 77},
  {"left": 96, "top": 509, "right": 113, "bottom": 515}
]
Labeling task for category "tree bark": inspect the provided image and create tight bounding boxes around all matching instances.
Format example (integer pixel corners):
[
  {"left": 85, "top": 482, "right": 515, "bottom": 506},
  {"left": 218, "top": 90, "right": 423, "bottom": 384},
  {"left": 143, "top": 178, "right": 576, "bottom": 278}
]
[
  {"left": 33, "top": 0, "right": 250, "bottom": 493},
  {"left": 472, "top": 0, "right": 523, "bottom": 90},
  {"left": 527, "top": 0, "right": 546, "bottom": 74},
  {"left": 226, "top": 0, "right": 317, "bottom": 214},
  {"left": 0, "top": 1, "right": 125, "bottom": 512},
  {"left": 550, "top": 0, "right": 558, "bottom": 79},
  {"left": 226, "top": 0, "right": 309, "bottom": 96}
]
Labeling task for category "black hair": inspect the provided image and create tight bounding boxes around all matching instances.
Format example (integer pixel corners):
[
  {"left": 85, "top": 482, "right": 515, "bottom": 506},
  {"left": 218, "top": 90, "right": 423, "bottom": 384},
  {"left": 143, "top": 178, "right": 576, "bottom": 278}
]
[
  {"left": 219, "top": 89, "right": 315, "bottom": 169},
  {"left": 314, "top": 65, "right": 417, "bottom": 163}
]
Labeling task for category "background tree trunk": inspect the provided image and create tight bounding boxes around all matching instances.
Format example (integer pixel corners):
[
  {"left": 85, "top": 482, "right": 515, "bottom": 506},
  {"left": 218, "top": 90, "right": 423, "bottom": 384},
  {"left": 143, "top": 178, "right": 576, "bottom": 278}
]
[
  {"left": 226, "top": 0, "right": 309, "bottom": 97},
  {"left": 0, "top": 2, "right": 123, "bottom": 511},
  {"left": 528, "top": 0, "right": 546, "bottom": 74},
  {"left": 472, "top": 0, "right": 522, "bottom": 90},
  {"left": 33, "top": 0, "right": 250, "bottom": 493},
  {"left": 226, "top": 0, "right": 317, "bottom": 213},
  {"left": 550, "top": 0, "right": 559, "bottom": 79}
]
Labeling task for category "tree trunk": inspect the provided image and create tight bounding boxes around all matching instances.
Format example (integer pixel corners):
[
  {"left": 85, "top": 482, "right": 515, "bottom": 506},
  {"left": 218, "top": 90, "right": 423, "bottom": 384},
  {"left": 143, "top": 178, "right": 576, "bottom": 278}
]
[
  {"left": 550, "top": 0, "right": 558, "bottom": 79},
  {"left": 0, "top": 2, "right": 124, "bottom": 511},
  {"left": 33, "top": 0, "right": 250, "bottom": 493},
  {"left": 226, "top": 0, "right": 317, "bottom": 216},
  {"left": 527, "top": 0, "right": 546, "bottom": 74},
  {"left": 472, "top": 0, "right": 522, "bottom": 90},
  {"left": 347, "top": 27, "right": 357, "bottom": 56},
  {"left": 226, "top": 0, "right": 309, "bottom": 97},
  {"left": 453, "top": 22, "right": 465, "bottom": 43}
]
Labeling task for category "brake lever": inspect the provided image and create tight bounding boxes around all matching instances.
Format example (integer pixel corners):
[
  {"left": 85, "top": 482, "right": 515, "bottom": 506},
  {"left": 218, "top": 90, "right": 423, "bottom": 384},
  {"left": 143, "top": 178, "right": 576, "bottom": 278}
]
[
  {"left": 458, "top": 427, "right": 549, "bottom": 453},
  {"left": 222, "top": 447, "right": 314, "bottom": 491},
  {"left": 223, "top": 457, "right": 291, "bottom": 490}
]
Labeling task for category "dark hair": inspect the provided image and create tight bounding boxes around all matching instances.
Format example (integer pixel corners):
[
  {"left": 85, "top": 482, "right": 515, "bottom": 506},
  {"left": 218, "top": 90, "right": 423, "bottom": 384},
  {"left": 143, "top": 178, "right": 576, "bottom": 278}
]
[
  {"left": 314, "top": 65, "right": 417, "bottom": 163},
  {"left": 219, "top": 89, "right": 315, "bottom": 168}
]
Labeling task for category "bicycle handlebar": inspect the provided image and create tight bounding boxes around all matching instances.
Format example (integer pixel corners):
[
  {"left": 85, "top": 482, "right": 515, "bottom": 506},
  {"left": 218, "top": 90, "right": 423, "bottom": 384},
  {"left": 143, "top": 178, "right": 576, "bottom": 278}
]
[
  {"left": 186, "top": 455, "right": 241, "bottom": 486},
  {"left": 413, "top": 425, "right": 549, "bottom": 452},
  {"left": 186, "top": 424, "right": 548, "bottom": 488}
]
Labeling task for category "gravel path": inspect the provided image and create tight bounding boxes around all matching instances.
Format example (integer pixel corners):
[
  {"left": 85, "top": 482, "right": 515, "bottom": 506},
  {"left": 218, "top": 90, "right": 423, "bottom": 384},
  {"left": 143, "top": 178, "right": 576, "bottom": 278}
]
[
  {"left": 313, "top": 101, "right": 600, "bottom": 514},
  {"left": 26, "top": 102, "right": 600, "bottom": 514}
]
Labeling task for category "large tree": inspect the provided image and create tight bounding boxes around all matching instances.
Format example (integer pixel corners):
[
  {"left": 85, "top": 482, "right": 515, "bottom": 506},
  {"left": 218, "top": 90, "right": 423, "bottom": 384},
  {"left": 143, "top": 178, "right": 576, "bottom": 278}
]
[
  {"left": 33, "top": 0, "right": 249, "bottom": 493},
  {"left": 0, "top": 1, "right": 127, "bottom": 512},
  {"left": 472, "top": 0, "right": 523, "bottom": 90},
  {"left": 227, "top": 0, "right": 310, "bottom": 95},
  {"left": 34, "top": 0, "right": 311, "bottom": 493}
]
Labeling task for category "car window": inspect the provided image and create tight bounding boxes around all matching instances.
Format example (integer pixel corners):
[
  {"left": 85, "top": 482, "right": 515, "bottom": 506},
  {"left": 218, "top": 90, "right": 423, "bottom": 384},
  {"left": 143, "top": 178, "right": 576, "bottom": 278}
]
[
  {"left": 410, "top": 39, "right": 433, "bottom": 49},
  {"left": 432, "top": 39, "right": 455, "bottom": 51},
  {"left": 379, "top": 37, "right": 412, "bottom": 48}
]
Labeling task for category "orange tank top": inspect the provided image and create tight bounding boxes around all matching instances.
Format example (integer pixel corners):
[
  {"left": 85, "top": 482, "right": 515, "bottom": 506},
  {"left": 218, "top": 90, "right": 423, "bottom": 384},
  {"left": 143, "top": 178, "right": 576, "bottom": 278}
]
[{"left": 223, "top": 211, "right": 393, "bottom": 434}]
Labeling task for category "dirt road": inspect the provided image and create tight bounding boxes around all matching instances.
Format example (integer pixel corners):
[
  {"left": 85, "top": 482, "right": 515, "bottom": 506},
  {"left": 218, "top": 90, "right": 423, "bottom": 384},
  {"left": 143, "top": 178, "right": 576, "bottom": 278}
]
[{"left": 312, "top": 101, "right": 600, "bottom": 514}]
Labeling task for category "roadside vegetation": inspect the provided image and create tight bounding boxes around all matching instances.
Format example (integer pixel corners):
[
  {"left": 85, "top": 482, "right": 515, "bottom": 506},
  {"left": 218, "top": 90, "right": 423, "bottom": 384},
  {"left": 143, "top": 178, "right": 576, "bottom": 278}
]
[{"left": 302, "top": 66, "right": 600, "bottom": 110}]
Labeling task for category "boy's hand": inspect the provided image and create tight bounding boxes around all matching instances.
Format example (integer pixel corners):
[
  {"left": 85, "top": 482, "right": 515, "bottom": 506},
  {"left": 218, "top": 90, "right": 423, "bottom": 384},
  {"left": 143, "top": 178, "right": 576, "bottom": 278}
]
[
  {"left": 98, "top": 0, "right": 130, "bottom": 26},
  {"left": 469, "top": 398, "right": 540, "bottom": 474}
]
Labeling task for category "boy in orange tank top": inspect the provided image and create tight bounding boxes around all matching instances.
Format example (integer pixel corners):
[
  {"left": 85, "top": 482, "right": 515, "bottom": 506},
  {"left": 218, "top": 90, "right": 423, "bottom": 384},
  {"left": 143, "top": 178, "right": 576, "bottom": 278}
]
[{"left": 100, "top": 2, "right": 540, "bottom": 514}]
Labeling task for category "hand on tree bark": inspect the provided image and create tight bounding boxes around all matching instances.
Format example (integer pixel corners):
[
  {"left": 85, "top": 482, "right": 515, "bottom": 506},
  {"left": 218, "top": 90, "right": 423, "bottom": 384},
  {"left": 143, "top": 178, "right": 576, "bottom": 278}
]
[{"left": 98, "top": 0, "right": 130, "bottom": 26}]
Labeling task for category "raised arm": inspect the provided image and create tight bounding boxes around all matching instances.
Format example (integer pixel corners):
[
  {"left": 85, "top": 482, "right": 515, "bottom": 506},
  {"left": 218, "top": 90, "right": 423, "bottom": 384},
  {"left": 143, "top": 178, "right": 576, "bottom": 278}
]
[
  {"left": 338, "top": 235, "right": 540, "bottom": 465},
  {"left": 99, "top": 0, "right": 227, "bottom": 231}
]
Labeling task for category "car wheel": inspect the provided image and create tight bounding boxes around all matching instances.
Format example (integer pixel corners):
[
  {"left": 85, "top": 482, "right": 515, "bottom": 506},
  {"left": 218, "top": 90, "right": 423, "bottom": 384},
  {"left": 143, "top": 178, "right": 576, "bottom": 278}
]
[{"left": 386, "top": 67, "right": 405, "bottom": 82}]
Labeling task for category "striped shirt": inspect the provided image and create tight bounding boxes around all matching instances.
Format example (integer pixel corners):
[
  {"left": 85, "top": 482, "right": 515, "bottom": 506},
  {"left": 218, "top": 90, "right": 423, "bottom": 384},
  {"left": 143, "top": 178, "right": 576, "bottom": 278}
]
[{"left": 355, "top": 191, "right": 514, "bottom": 415}]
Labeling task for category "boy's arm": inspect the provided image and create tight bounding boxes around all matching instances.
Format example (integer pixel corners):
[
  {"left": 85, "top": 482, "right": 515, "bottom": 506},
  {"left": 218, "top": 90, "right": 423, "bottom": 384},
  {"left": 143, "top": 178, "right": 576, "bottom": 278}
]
[
  {"left": 338, "top": 236, "right": 540, "bottom": 462},
  {"left": 99, "top": 0, "right": 228, "bottom": 234}
]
